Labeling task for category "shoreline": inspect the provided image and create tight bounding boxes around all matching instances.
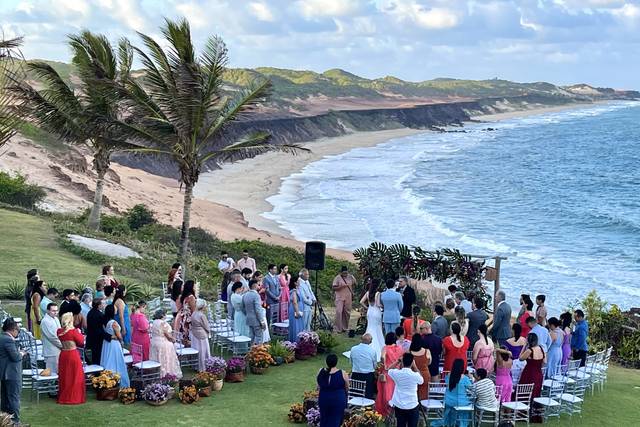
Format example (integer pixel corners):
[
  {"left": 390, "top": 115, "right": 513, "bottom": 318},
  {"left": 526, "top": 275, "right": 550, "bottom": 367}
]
[{"left": 194, "top": 102, "right": 600, "bottom": 247}]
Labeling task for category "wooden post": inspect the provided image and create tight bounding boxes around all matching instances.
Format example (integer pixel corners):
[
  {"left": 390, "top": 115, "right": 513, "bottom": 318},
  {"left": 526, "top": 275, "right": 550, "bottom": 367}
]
[{"left": 493, "top": 257, "right": 501, "bottom": 313}]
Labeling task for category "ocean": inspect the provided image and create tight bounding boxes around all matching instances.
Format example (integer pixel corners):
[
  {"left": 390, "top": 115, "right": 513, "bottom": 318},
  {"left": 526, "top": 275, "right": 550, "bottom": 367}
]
[{"left": 263, "top": 102, "right": 640, "bottom": 313}]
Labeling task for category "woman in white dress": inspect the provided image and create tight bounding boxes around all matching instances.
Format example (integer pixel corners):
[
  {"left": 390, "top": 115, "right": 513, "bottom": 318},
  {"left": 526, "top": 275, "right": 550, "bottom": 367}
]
[{"left": 359, "top": 279, "right": 384, "bottom": 361}]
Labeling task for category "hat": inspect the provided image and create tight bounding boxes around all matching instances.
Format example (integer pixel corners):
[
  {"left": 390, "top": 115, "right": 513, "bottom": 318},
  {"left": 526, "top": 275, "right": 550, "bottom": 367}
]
[{"left": 340, "top": 266, "right": 348, "bottom": 273}]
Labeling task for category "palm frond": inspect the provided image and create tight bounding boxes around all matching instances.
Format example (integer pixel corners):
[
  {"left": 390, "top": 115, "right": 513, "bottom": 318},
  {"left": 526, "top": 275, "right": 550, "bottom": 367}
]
[{"left": 211, "top": 133, "right": 309, "bottom": 164}]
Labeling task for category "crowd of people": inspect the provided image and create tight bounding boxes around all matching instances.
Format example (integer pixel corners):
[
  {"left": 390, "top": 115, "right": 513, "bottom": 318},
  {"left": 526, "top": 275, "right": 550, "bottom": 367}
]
[{"left": 316, "top": 281, "right": 590, "bottom": 427}]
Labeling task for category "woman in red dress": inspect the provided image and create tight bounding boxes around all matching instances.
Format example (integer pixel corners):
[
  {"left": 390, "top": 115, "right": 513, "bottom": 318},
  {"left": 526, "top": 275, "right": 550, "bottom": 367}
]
[
  {"left": 442, "top": 322, "right": 470, "bottom": 373},
  {"left": 519, "top": 299, "right": 535, "bottom": 339},
  {"left": 519, "top": 332, "right": 546, "bottom": 423},
  {"left": 375, "top": 332, "right": 405, "bottom": 417},
  {"left": 57, "top": 312, "right": 86, "bottom": 404}
]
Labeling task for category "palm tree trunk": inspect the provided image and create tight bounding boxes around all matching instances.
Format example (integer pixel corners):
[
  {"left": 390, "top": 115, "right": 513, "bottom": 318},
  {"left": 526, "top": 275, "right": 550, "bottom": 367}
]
[
  {"left": 178, "top": 182, "right": 194, "bottom": 263},
  {"left": 87, "top": 167, "right": 107, "bottom": 231}
]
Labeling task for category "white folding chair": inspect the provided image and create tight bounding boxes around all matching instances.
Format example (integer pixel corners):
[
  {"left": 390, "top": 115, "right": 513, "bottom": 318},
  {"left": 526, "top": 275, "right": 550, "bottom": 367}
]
[
  {"left": 269, "top": 303, "right": 288, "bottom": 340},
  {"left": 347, "top": 379, "right": 374, "bottom": 408},
  {"left": 131, "top": 342, "right": 161, "bottom": 385},
  {"left": 475, "top": 384, "right": 502, "bottom": 426},
  {"left": 535, "top": 376, "right": 564, "bottom": 422},
  {"left": 500, "top": 383, "right": 534, "bottom": 426},
  {"left": 78, "top": 348, "right": 104, "bottom": 386},
  {"left": 173, "top": 333, "right": 199, "bottom": 369},
  {"left": 421, "top": 382, "right": 446, "bottom": 424},
  {"left": 560, "top": 375, "right": 587, "bottom": 418},
  {"left": 24, "top": 331, "right": 58, "bottom": 403}
]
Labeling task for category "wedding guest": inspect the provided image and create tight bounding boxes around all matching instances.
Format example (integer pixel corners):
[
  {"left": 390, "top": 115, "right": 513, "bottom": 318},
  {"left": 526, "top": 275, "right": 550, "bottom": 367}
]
[
  {"left": 287, "top": 277, "right": 305, "bottom": 342},
  {"left": 473, "top": 368, "right": 498, "bottom": 410},
  {"left": 112, "top": 285, "right": 131, "bottom": 345},
  {"left": 150, "top": 309, "right": 182, "bottom": 379},
  {"left": 25, "top": 269, "right": 38, "bottom": 333},
  {"left": 217, "top": 251, "right": 235, "bottom": 273},
  {"left": 298, "top": 269, "right": 317, "bottom": 331},
  {"left": 253, "top": 270, "right": 266, "bottom": 305},
  {"left": 0, "top": 318, "right": 27, "bottom": 426},
  {"left": 30, "top": 280, "right": 46, "bottom": 340},
  {"left": 175, "top": 280, "right": 197, "bottom": 346},
  {"left": 560, "top": 312, "right": 573, "bottom": 369},
  {"left": 279, "top": 264, "right": 291, "bottom": 321},
  {"left": 455, "top": 292, "right": 472, "bottom": 314},
  {"left": 317, "top": 354, "right": 348, "bottom": 427},
  {"left": 505, "top": 323, "right": 527, "bottom": 360},
  {"left": 519, "top": 333, "right": 546, "bottom": 423},
  {"left": 170, "top": 279, "right": 183, "bottom": 318},
  {"left": 103, "top": 285, "right": 114, "bottom": 305},
  {"left": 56, "top": 312, "right": 85, "bottom": 404},
  {"left": 389, "top": 353, "right": 424, "bottom": 427},
  {"left": 190, "top": 299, "right": 211, "bottom": 371},
  {"left": 517, "top": 294, "right": 530, "bottom": 318},
  {"left": 440, "top": 358, "right": 473, "bottom": 427},
  {"left": 80, "top": 292, "right": 92, "bottom": 320},
  {"left": 59, "top": 289, "right": 77, "bottom": 317},
  {"left": 491, "top": 290, "right": 512, "bottom": 346},
  {"left": 473, "top": 324, "right": 495, "bottom": 374},
  {"left": 130, "top": 301, "right": 150, "bottom": 362},
  {"left": 220, "top": 271, "right": 232, "bottom": 302},
  {"left": 100, "top": 304, "right": 130, "bottom": 387},
  {"left": 443, "top": 299, "right": 456, "bottom": 326},
  {"left": 467, "top": 297, "right": 489, "bottom": 347},
  {"left": 167, "top": 262, "right": 182, "bottom": 295},
  {"left": 442, "top": 322, "right": 470, "bottom": 373},
  {"left": 397, "top": 276, "right": 416, "bottom": 319},
  {"left": 419, "top": 322, "right": 442, "bottom": 382},
  {"left": 454, "top": 306, "right": 469, "bottom": 336},
  {"left": 375, "top": 332, "right": 404, "bottom": 418},
  {"left": 403, "top": 305, "right": 425, "bottom": 338},
  {"left": 444, "top": 285, "right": 457, "bottom": 304},
  {"left": 95, "top": 276, "right": 106, "bottom": 299},
  {"left": 243, "top": 279, "right": 267, "bottom": 345},
  {"left": 40, "top": 287, "right": 58, "bottom": 318},
  {"left": 495, "top": 347, "right": 513, "bottom": 402},
  {"left": 332, "top": 266, "right": 356, "bottom": 333},
  {"left": 264, "top": 264, "right": 281, "bottom": 323},
  {"left": 381, "top": 279, "right": 403, "bottom": 335},
  {"left": 546, "top": 317, "right": 564, "bottom": 377},
  {"left": 86, "top": 299, "right": 109, "bottom": 365},
  {"left": 349, "top": 333, "right": 378, "bottom": 399},
  {"left": 231, "top": 282, "right": 249, "bottom": 337},
  {"left": 240, "top": 268, "right": 252, "bottom": 288},
  {"left": 68, "top": 300, "right": 85, "bottom": 330},
  {"left": 571, "top": 309, "right": 589, "bottom": 367},
  {"left": 527, "top": 316, "right": 551, "bottom": 353},
  {"left": 396, "top": 326, "right": 411, "bottom": 352},
  {"left": 41, "top": 303, "right": 62, "bottom": 374},
  {"left": 431, "top": 304, "right": 448, "bottom": 338},
  {"left": 518, "top": 299, "right": 535, "bottom": 338},
  {"left": 409, "top": 333, "right": 431, "bottom": 401},
  {"left": 102, "top": 265, "right": 119, "bottom": 287},
  {"left": 237, "top": 249, "right": 257, "bottom": 273},
  {"left": 535, "top": 294, "right": 548, "bottom": 327}
]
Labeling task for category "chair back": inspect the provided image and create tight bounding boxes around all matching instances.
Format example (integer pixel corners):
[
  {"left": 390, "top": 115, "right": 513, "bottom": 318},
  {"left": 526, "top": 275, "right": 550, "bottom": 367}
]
[
  {"left": 514, "top": 383, "right": 534, "bottom": 403},
  {"left": 77, "top": 348, "right": 87, "bottom": 367},
  {"left": 466, "top": 350, "right": 474, "bottom": 367},
  {"left": 494, "top": 384, "right": 503, "bottom": 402},
  {"left": 348, "top": 379, "right": 366, "bottom": 399},
  {"left": 428, "top": 382, "right": 446, "bottom": 401},
  {"left": 567, "top": 359, "right": 581, "bottom": 373},
  {"left": 546, "top": 376, "right": 565, "bottom": 398},
  {"left": 131, "top": 342, "right": 144, "bottom": 360},
  {"left": 269, "top": 303, "right": 280, "bottom": 324}
]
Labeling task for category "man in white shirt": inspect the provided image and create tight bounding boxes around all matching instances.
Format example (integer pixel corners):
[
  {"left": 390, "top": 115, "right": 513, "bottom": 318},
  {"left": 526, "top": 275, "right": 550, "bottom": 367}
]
[
  {"left": 217, "top": 251, "right": 235, "bottom": 273},
  {"left": 236, "top": 249, "right": 256, "bottom": 273},
  {"left": 349, "top": 334, "right": 378, "bottom": 399},
  {"left": 389, "top": 353, "right": 424, "bottom": 427},
  {"left": 297, "top": 269, "right": 316, "bottom": 331},
  {"left": 40, "top": 303, "right": 62, "bottom": 374}
]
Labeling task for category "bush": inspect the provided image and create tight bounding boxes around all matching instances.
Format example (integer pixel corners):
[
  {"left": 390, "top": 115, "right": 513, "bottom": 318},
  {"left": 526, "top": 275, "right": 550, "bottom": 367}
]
[
  {"left": 136, "top": 223, "right": 180, "bottom": 245},
  {"left": 187, "top": 227, "right": 219, "bottom": 256},
  {"left": 0, "top": 171, "right": 46, "bottom": 209},
  {"left": 99, "top": 214, "right": 130, "bottom": 235},
  {"left": 126, "top": 204, "right": 156, "bottom": 231},
  {"left": 1, "top": 280, "right": 26, "bottom": 300}
]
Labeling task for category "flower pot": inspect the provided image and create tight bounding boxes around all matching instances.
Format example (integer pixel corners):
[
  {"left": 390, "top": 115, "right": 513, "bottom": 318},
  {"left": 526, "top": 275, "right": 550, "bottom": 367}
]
[
  {"left": 198, "top": 386, "right": 212, "bottom": 397},
  {"left": 212, "top": 379, "right": 223, "bottom": 391},
  {"left": 273, "top": 356, "right": 284, "bottom": 366},
  {"left": 96, "top": 387, "right": 120, "bottom": 401},
  {"left": 250, "top": 366, "right": 268, "bottom": 375},
  {"left": 225, "top": 371, "right": 244, "bottom": 383},
  {"left": 295, "top": 353, "right": 311, "bottom": 361},
  {"left": 146, "top": 398, "right": 169, "bottom": 406},
  {"left": 284, "top": 355, "right": 295, "bottom": 364},
  {"left": 167, "top": 389, "right": 176, "bottom": 400}
]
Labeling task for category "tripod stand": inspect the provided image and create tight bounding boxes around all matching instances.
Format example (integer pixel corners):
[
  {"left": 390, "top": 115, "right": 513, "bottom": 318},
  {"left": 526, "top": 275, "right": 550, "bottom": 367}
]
[{"left": 311, "top": 269, "right": 333, "bottom": 331}]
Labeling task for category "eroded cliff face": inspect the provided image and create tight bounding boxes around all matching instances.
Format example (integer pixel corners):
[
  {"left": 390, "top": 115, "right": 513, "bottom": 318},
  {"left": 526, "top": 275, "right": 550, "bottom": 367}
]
[{"left": 111, "top": 95, "right": 586, "bottom": 178}]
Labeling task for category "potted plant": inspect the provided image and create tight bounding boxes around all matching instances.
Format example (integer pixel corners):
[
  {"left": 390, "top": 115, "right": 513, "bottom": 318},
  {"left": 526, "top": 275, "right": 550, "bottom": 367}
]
[
  {"left": 296, "top": 331, "right": 320, "bottom": 360},
  {"left": 246, "top": 344, "right": 274, "bottom": 374},
  {"left": 317, "top": 331, "right": 338, "bottom": 354},
  {"left": 91, "top": 370, "right": 121, "bottom": 400},
  {"left": 303, "top": 389, "right": 320, "bottom": 413},
  {"left": 177, "top": 384, "right": 200, "bottom": 404},
  {"left": 343, "top": 409, "right": 383, "bottom": 427},
  {"left": 118, "top": 387, "right": 136, "bottom": 405},
  {"left": 305, "top": 407, "right": 320, "bottom": 427},
  {"left": 288, "top": 403, "right": 306, "bottom": 424},
  {"left": 282, "top": 341, "right": 297, "bottom": 363},
  {"left": 160, "top": 373, "right": 178, "bottom": 399},
  {"left": 142, "top": 383, "right": 172, "bottom": 406},
  {"left": 268, "top": 341, "right": 289, "bottom": 366},
  {"left": 193, "top": 372, "right": 216, "bottom": 397},
  {"left": 225, "top": 357, "right": 246, "bottom": 382},
  {"left": 204, "top": 356, "right": 227, "bottom": 391}
]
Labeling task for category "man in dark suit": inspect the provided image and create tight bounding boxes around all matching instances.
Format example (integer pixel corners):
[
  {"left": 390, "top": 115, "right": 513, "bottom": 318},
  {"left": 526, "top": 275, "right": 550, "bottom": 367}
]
[
  {"left": 263, "top": 264, "right": 281, "bottom": 324},
  {"left": 466, "top": 297, "right": 489, "bottom": 347},
  {"left": 0, "top": 318, "right": 26, "bottom": 425},
  {"left": 491, "top": 290, "right": 512, "bottom": 346},
  {"left": 86, "top": 298, "right": 111, "bottom": 365},
  {"left": 397, "top": 276, "right": 416, "bottom": 319}
]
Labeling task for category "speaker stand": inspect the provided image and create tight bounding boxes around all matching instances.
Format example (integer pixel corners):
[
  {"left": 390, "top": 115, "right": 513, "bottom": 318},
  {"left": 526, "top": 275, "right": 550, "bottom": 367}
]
[{"left": 311, "top": 269, "right": 333, "bottom": 332}]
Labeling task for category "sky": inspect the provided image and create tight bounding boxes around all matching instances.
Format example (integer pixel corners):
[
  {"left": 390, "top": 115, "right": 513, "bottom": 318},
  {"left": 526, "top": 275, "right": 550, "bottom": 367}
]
[{"left": 1, "top": 0, "right": 639, "bottom": 88}]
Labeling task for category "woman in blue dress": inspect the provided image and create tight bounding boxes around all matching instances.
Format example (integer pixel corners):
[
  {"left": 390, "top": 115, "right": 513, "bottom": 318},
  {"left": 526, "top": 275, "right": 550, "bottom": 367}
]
[
  {"left": 230, "top": 283, "right": 250, "bottom": 337},
  {"left": 317, "top": 354, "right": 348, "bottom": 427},
  {"left": 287, "top": 276, "right": 305, "bottom": 342},
  {"left": 434, "top": 358, "right": 473, "bottom": 427},
  {"left": 100, "top": 304, "right": 130, "bottom": 387},
  {"left": 112, "top": 285, "right": 131, "bottom": 346},
  {"left": 546, "top": 317, "right": 564, "bottom": 378}
]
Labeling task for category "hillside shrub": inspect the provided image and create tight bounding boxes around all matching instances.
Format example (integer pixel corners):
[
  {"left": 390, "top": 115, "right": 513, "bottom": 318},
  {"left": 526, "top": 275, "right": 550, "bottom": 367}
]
[
  {"left": 0, "top": 172, "right": 46, "bottom": 209},
  {"left": 1, "top": 280, "right": 26, "bottom": 299},
  {"left": 126, "top": 204, "right": 156, "bottom": 231}
]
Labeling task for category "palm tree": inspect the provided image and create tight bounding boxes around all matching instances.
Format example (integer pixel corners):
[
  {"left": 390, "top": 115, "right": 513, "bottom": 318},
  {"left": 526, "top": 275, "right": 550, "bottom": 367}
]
[
  {"left": 0, "top": 36, "right": 24, "bottom": 146},
  {"left": 8, "top": 31, "right": 138, "bottom": 230},
  {"left": 118, "top": 18, "right": 307, "bottom": 263}
]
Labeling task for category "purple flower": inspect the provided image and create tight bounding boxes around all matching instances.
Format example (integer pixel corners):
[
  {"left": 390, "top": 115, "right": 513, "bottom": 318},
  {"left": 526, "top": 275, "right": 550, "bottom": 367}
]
[
  {"left": 142, "top": 383, "right": 172, "bottom": 402},
  {"left": 205, "top": 356, "right": 227, "bottom": 375},
  {"left": 227, "top": 356, "right": 246, "bottom": 373},
  {"left": 282, "top": 341, "right": 298, "bottom": 352},
  {"left": 306, "top": 407, "right": 320, "bottom": 427}
]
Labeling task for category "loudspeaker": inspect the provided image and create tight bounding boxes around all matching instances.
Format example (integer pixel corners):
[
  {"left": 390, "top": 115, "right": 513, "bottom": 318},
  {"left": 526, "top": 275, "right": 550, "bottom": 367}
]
[{"left": 304, "top": 241, "right": 326, "bottom": 271}]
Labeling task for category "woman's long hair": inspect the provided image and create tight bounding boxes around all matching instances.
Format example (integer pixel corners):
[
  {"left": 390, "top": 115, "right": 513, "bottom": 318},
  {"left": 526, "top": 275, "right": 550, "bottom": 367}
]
[
  {"left": 560, "top": 312, "right": 572, "bottom": 330},
  {"left": 113, "top": 285, "right": 126, "bottom": 304},
  {"left": 409, "top": 333, "right": 422, "bottom": 352},
  {"left": 449, "top": 358, "right": 465, "bottom": 391},
  {"left": 368, "top": 278, "right": 380, "bottom": 304},
  {"left": 512, "top": 323, "right": 522, "bottom": 340},
  {"left": 103, "top": 304, "right": 116, "bottom": 325},
  {"left": 412, "top": 305, "right": 421, "bottom": 333},
  {"left": 168, "top": 263, "right": 181, "bottom": 287},
  {"left": 180, "top": 280, "right": 196, "bottom": 304},
  {"left": 451, "top": 321, "right": 462, "bottom": 342},
  {"left": 60, "top": 312, "right": 74, "bottom": 331},
  {"left": 31, "top": 280, "right": 46, "bottom": 299},
  {"left": 278, "top": 264, "right": 288, "bottom": 275},
  {"left": 478, "top": 323, "right": 489, "bottom": 345},
  {"left": 171, "top": 279, "right": 183, "bottom": 302},
  {"left": 454, "top": 306, "right": 466, "bottom": 326}
]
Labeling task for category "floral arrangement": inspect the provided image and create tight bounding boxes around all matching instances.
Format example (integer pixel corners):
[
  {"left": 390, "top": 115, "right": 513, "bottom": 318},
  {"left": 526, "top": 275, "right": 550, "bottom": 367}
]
[
  {"left": 227, "top": 356, "right": 246, "bottom": 373},
  {"left": 118, "top": 387, "right": 136, "bottom": 405},
  {"left": 303, "top": 390, "right": 319, "bottom": 400},
  {"left": 268, "top": 340, "right": 290, "bottom": 359},
  {"left": 297, "top": 331, "right": 320, "bottom": 345},
  {"left": 317, "top": 331, "right": 338, "bottom": 350},
  {"left": 246, "top": 344, "right": 274, "bottom": 368},
  {"left": 204, "top": 356, "right": 227, "bottom": 378},
  {"left": 343, "top": 409, "right": 383, "bottom": 427},
  {"left": 160, "top": 373, "right": 179, "bottom": 387},
  {"left": 288, "top": 403, "right": 306, "bottom": 423},
  {"left": 91, "top": 370, "right": 121, "bottom": 390},
  {"left": 305, "top": 407, "right": 320, "bottom": 427},
  {"left": 142, "top": 383, "right": 172, "bottom": 403},
  {"left": 282, "top": 341, "right": 298, "bottom": 352},
  {"left": 178, "top": 385, "right": 200, "bottom": 404},
  {"left": 296, "top": 331, "right": 320, "bottom": 358},
  {"left": 193, "top": 372, "right": 216, "bottom": 389}
]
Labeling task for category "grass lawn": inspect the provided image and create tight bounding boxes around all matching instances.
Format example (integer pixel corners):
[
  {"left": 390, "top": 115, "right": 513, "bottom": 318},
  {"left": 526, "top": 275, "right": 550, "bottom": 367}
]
[
  {"left": 0, "top": 209, "right": 135, "bottom": 290},
  {"left": 18, "top": 333, "right": 640, "bottom": 427}
]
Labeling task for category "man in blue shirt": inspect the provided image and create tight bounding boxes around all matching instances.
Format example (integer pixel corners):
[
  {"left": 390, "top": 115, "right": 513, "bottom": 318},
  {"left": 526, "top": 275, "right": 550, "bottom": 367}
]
[
  {"left": 571, "top": 309, "right": 589, "bottom": 367},
  {"left": 527, "top": 316, "right": 552, "bottom": 353},
  {"left": 380, "top": 279, "right": 403, "bottom": 335},
  {"left": 350, "top": 333, "right": 378, "bottom": 398}
]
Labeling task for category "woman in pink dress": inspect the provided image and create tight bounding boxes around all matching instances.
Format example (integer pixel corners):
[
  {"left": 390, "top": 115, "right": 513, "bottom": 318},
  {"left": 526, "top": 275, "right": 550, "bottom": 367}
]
[
  {"left": 375, "top": 332, "right": 405, "bottom": 417},
  {"left": 495, "top": 347, "right": 513, "bottom": 402},
  {"left": 130, "top": 301, "right": 150, "bottom": 362},
  {"left": 472, "top": 324, "right": 495, "bottom": 374},
  {"left": 278, "top": 264, "right": 290, "bottom": 321}
]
